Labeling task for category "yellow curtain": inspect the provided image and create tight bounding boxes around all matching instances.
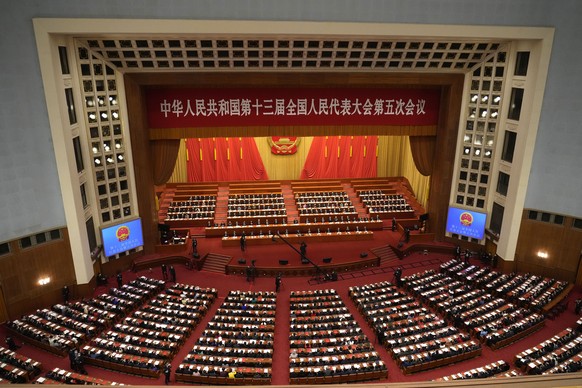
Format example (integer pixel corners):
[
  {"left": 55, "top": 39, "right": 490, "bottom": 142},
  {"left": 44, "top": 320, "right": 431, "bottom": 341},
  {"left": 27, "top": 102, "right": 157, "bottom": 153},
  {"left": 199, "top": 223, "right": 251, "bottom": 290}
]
[
  {"left": 167, "top": 139, "right": 188, "bottom": 183},
  {"left": 255, "top": 136, "right": 314, "bottom": 180},
  {"left": 377, "top": 136, "right": 430, "bottom": 208},
  {"left": 402, "top": 137, "right": 431, "bottom": 208}
]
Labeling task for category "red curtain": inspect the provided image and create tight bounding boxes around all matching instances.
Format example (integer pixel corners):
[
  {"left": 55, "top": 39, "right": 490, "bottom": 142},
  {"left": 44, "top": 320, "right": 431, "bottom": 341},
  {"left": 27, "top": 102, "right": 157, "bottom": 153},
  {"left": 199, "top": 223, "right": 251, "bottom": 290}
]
[
  {"left": 186, "top": 138, "right": 268, "bottom": 182},
  {"left": 301, "top": 136, "right": 377, "bottom": 179}
]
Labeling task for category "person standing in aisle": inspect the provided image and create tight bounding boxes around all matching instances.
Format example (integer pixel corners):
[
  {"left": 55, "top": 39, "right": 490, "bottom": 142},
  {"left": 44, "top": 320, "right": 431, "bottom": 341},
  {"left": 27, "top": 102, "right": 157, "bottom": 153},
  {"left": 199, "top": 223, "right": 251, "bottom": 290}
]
[
  {"left": 240, "top": 233, "right": 246, "bottom": 252},
  {"left": 164, "top": 363, "right": 172, "bottom": 385},
  {"left": 275, "top": 273, "right": 282, "bottom": 292},
  {"left": 161, "top": 264, "right": 168, "bottom": 280}
]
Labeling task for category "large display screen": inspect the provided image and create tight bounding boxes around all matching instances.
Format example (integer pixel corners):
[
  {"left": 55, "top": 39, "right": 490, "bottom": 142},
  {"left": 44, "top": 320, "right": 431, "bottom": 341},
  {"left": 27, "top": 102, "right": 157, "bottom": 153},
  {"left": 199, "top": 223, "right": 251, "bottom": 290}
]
[
  {"left": 101, "top": 218, "right": 144, "bottom": 257},
  {"left": 446, "top": 207, "right": 487, "bottom": 240}
]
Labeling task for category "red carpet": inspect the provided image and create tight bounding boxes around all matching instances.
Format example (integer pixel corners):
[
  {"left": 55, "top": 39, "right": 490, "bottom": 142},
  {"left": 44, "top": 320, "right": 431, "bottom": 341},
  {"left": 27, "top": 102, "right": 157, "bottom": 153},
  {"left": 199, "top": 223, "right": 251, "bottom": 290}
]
[{"left": 3, "top": 228, "right": 582, "bottom": 385}]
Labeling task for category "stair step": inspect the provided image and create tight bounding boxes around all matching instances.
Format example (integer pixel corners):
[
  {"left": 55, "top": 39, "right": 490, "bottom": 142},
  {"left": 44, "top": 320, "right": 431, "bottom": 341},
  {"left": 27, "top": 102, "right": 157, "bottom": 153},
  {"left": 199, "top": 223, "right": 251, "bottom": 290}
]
[{"left": 201, "top": 252, "right": 232, "bottom": 273}]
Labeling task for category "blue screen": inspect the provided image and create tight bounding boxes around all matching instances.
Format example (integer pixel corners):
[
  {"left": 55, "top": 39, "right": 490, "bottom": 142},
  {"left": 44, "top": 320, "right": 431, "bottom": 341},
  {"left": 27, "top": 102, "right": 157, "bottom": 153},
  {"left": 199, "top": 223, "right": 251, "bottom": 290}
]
[
  {"left": 446, "top": 207, "right": 487, "bottom": 240},
  {"left": 101, "top": 218, "right": 144, "bottom": 257}
]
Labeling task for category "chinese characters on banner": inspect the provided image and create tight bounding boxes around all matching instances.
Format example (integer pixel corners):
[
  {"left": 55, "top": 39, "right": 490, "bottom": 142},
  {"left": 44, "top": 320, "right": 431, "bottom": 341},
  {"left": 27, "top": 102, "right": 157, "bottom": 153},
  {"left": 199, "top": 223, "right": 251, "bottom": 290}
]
[{"left": 146, "top": 88, "right": 440, "bottom": 128}]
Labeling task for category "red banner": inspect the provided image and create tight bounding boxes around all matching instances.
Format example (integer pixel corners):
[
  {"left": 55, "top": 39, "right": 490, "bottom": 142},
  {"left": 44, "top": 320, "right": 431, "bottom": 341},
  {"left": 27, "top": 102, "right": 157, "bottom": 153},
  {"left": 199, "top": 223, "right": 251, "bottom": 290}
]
[{"left": 146, "top": 88, "right": 440, "bottom": 128}]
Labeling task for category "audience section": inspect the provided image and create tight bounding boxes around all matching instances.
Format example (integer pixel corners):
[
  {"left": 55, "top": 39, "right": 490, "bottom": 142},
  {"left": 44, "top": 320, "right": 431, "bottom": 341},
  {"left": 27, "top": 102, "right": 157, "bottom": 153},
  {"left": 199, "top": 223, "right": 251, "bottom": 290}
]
[
  {"left": 34, "top": 367, "right": 124, "bottom": 385},
  {"left": 349, "top": 280, "right": 481, "bottom": 374},
  {"left": 515, "top": 327, "right": 582, "bottom": 374},
  {"left": 0, "top": 345, "right": 42, "bottom": 383},
  {"left": 175, "top": 290, "right": 276, "bottom": 385},
  {"left": 81, "top": 279, "right": 215, "bottom": 377},
  {"left": 288, "top": 289, "right": 387, "bottom": 384},
  {"left": 435, "top": 360, "right": 518, "bottom": 380}
]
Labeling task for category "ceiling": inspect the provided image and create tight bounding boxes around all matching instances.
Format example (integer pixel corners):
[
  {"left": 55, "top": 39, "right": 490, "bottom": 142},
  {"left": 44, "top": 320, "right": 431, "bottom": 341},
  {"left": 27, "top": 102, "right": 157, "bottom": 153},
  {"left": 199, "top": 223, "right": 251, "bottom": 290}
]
[{"left": 77, "top": 35, "right": 506, "bottom": 73}]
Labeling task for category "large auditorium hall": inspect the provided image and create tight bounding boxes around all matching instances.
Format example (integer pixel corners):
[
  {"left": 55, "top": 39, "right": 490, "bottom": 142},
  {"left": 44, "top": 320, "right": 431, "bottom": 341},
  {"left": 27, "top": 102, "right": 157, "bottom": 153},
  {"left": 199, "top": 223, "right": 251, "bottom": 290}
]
[{"left": 1, "top": 1, "right": 582, "bottom": 387}]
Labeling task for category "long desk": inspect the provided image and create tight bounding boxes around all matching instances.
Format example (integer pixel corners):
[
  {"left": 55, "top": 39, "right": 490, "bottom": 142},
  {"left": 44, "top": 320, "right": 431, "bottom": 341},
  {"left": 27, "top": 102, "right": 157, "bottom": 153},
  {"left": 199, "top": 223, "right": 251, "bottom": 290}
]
[
  {"left": 289, "top": 368, "right": 387, "bottom": 384},
  {"left": 165, "top": 218, "right": 213, "bottom": 228},
  {"left": 488, "top": 320, "right": 545, "bottom": 350},
  {"left": 221, "top": 231, "right": 374, "bottom": 247},
  {"left": 369, "top": 210, "right": 416, "bottom": 219},
  {"left": 400, "top": 347, "right": 482, "bottom": 374},
  {"left": 206, "top": 220, "right": 383, "bottom": 237},
  {"left": 175, "top": 374, "right": 271, "bottom": 385},
  {"left": 226, "top": 255, "right": 380, "bottom": 278}
]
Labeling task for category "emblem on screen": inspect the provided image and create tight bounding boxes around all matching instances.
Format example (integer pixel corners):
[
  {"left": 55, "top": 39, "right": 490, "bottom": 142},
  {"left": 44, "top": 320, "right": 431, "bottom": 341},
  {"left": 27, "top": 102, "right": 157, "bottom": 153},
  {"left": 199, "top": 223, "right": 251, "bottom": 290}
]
[
  {"left": 116, "top": 225, "right": 130, "bottom": 242},
  {"left": 459, "top": 212, "right": 474, "bottom": 226}
]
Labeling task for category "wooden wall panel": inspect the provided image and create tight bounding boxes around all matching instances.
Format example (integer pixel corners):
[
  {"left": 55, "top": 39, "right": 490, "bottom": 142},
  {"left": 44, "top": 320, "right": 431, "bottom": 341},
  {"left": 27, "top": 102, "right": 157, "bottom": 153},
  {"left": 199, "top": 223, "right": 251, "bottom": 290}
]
[
  {"left": 124, "top": 77, "right": 159, "bottom": 255},
  {"left": 515, "top": 213, "right": 582, "bottom": 283},
  {"left": 426, "top": 80, "right": 464, "bottom": 240},
  {"left": 0, "top": 228, "right": 76, "bottom": 319}
]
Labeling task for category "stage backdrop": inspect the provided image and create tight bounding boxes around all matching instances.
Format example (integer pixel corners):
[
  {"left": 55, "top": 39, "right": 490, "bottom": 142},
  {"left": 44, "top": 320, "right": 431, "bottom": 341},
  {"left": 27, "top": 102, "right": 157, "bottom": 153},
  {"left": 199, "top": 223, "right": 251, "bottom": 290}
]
[{"left": 168, "top": 136, "right": 429, "bottom": 207}]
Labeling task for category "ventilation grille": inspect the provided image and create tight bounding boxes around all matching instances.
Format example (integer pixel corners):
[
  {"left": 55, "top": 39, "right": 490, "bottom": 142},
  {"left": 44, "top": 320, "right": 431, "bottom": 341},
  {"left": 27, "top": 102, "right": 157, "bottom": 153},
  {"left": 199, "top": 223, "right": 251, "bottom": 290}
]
[{"left": 77, "top": 36, "right": 504, "bottom": 72}]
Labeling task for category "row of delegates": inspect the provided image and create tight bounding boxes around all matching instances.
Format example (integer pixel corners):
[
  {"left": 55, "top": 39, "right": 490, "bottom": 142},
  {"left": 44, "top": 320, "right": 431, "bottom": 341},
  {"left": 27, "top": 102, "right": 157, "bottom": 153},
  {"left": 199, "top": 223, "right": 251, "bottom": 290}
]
[
  {"left": 437, "top": 360, "right": 512, "bottom": 380},
  {"left": 402, "top": 268, "right": 542, "bottom": 350},
  {"left": 0, "top": 344, "right": 42, "bottom": 378},
  {"left": 53, "top": 302, "right": 114, "bottom": 330},
  {"left": 228, "top": 195, "right": 284, "bottom": 205},
  {"left": 288, "top": 289, "right": 387, "bottom": 383},
  {"left": 187, "top": 194, "right": 217, "bottom": 202},
  {"left": 297, "top": 201, "right": 354, "bottom": 213},
  {"left": 230, "top": 193, "right": 283, "bottom": 201},
  {"left": 227, "top": 209, "right": 286, "bottom": 218},
  {"left": 398, "top": 340, "right": 481, "bottom": 371},
  {"left": 542, "top": 354, "right": 582, "bottom": 374},
  {"left": 165, "top": 211, "right": 214, "bottom": 220},
  {"left": 349, "top": 279, "right": 479, "bottom": 373},
  {"left": 446, "top": 260, "right": 569, "bottom": 313},
  {"left": 523, "top": 331, "right": 582, "bottom": 375},
  {"left": 224, "top": 218, "right": 286, "bottom": 228},
  {"left": 358, "top": 190, "right": 404, "bottom": 201},
  {"left": 479, "top": 313, "right": 543, "bottom": 349},
  {"left": 367, "top": 204, "right": 413, "bottom": 213},
  {"left": 3, "top": 279, "right": 157, "bottom": 354},
  {"left": 304, "top": 214, "right": 379, "bottom": 224},
  {"left": 439, "top": 258, "right": 480, "bottom": 274},
  {"left": 361, "top": 194, "right": 407, "bottom": 202},
  {"left": 515, "top": 327, "right": 577, "bottom": 368},
  {"left": 295, "top": 191, "right": 348, "bottom": 199},
  {"left": 433, "top": 268, "right": 549, "bottom": 347},
  {"left": 175, "top": 290, "right": 276, "bottom": 384},
  {"left": 27, "top": 279, "right": 164, "bottom": 347},
  {"left": 228, "top": 203, "right": 285, "bottom": 212},
  {"left": 299, "top": 207, "right": 357, "bottom": 216},
  {"left": 168, "top": 204, "right": 216, "bottom": 213},
  {"left": 363, "top": 198, "right": 410, "bottom": 207},
  {"left": 296, "top": 196, "right": 350, "bottom": 204},
  {"left": 82, "top": 282, "right": 216, "bottom": 377},
  {"left": 33, "top": 308, "right": 98, "bottom": 339},
  {"left": 171, "top": 197, "right": 216, "bottom": 207},
  {"left": 0, "top": 346, "right": 42, "bottom": 383},
  {"left": 36, "top": 367, "right": 123, "bottom": 385},
  {"left": 175, "top": 364, "right": 271, "bottom": 380}
]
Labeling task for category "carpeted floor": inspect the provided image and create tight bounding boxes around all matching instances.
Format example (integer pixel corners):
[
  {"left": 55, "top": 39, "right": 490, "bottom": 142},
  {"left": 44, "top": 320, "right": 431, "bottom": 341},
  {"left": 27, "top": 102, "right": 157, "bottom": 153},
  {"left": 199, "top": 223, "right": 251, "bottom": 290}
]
[{"left": 2, "top": 227, "right": 581, "bottom": 385}]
